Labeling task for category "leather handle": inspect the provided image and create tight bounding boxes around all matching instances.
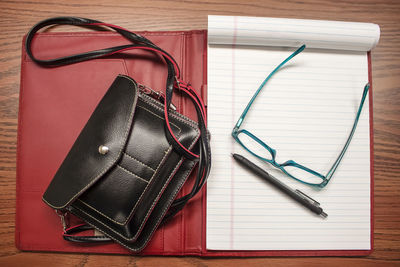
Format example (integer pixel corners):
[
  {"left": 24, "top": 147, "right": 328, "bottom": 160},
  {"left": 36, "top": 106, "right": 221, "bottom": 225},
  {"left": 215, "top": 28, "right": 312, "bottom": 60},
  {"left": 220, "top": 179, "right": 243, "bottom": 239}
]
[{"left": 63, "top": 224, "right": 112, "bottom": 243}]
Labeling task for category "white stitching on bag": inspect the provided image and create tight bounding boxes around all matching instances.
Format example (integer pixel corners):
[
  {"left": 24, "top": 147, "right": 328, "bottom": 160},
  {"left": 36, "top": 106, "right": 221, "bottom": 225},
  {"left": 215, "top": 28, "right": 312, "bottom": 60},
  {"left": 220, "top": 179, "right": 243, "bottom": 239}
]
[
  {"left": 116, "top": 164, "right": 149, "bottom": 183},
  {"left": 79, "top": 145, "right": 173, "bottom": 226},
  {"left": 123, "top": 152, "right": 155, "bottom": 172},
  {"left": 77, "top": 101, "right": 185, "bottom": 225},
  {"left": 76, "top": 99, "right": 191, "bottom": 226}
]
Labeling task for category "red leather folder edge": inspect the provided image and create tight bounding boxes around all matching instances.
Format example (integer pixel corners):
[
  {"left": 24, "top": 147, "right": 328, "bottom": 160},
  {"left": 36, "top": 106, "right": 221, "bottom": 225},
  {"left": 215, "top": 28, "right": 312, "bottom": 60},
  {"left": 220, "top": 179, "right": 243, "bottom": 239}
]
[{"left": 15, "top": 31, "right": 373, "bottom": 256}]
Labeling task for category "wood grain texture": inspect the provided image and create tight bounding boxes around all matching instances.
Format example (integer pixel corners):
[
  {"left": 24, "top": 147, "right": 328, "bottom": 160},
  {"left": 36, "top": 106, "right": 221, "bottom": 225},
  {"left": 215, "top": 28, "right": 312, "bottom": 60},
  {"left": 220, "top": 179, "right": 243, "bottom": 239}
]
[{"left": 0, "top": 0, "right": 399, "bottom": 265}]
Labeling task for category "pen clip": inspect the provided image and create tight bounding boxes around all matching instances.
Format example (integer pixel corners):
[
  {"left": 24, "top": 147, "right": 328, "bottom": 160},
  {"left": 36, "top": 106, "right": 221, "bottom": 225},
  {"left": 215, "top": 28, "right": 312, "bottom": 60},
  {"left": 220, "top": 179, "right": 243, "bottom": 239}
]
[{"left": 295, "top": 189, "right": 320, "bottom": 206}]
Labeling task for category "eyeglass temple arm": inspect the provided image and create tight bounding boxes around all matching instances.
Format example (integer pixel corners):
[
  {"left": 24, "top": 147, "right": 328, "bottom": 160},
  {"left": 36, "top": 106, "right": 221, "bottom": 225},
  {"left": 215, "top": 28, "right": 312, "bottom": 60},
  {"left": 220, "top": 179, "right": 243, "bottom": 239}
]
[
  {"left": 233, "top": 45, "right": 306, "bottom": 131},
  {"left": 325, "top": 83, "right": 370, "bottom": 183}
]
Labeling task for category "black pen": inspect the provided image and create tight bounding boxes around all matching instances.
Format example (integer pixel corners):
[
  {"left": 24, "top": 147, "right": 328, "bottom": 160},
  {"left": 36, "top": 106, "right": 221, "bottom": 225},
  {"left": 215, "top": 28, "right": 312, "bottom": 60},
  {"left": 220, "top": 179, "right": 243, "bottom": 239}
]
[{"left": 232, "top": 153, "right": 328, "bottom": 218}]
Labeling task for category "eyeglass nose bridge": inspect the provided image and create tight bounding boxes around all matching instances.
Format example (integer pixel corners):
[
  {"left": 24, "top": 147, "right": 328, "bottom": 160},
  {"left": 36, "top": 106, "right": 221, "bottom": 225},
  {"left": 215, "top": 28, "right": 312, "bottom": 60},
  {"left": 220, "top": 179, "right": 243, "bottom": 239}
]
[{"left": 281, "top": 159, "right": 297, "bottom": 167}]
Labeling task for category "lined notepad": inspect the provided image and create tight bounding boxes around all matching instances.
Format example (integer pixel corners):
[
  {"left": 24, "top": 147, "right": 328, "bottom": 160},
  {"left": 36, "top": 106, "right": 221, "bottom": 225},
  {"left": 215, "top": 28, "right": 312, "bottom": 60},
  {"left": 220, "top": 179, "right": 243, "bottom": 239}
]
[{"left": 206, "top": 16, "right": 380, "bottom": 251}]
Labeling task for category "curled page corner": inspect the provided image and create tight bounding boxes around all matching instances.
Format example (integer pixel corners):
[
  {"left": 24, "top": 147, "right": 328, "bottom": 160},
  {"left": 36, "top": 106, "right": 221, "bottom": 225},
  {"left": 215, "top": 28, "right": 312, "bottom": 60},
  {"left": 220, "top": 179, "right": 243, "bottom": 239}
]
[{"left": 208, "top": 15, "right": 380, "bottom": 52}]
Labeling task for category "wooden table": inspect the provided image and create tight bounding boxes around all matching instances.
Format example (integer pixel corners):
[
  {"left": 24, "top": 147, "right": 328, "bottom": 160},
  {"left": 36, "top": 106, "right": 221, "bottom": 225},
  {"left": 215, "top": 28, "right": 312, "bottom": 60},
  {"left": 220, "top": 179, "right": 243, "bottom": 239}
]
[{"left": 0, "top": 0, "right": 399, "bottom": 266}]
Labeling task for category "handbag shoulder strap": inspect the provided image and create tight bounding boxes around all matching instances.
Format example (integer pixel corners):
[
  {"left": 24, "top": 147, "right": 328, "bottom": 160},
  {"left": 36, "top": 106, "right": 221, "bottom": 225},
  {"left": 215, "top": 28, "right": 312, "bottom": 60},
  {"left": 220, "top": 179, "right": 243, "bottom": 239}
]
[{"left": 25, "top": 16, "right": 201, "bottom": 160}]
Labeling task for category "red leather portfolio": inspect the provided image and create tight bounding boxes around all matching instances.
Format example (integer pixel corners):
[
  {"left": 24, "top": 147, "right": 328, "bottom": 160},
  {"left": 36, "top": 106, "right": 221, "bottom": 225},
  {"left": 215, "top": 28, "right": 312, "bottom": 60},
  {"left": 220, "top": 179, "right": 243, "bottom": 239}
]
[{"left": 16, "top": 30, "right": 373, "bottom": 256}]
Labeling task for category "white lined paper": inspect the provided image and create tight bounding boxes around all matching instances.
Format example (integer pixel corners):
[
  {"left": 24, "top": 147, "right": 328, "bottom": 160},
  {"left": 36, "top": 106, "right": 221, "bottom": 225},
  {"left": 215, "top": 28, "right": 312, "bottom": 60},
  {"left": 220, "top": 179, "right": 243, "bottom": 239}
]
[{"left": 206, "top": 16, "right": 378, "bottom": 251}]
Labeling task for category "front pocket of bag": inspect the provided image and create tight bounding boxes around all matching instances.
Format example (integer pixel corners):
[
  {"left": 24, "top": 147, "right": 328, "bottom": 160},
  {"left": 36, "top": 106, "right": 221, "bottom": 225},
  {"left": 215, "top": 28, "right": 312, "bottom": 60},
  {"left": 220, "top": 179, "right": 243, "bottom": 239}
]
[
  {"left": 73, "top": 100, "right": 183, "bottom": 226},
  {"left": 77, "top": 163, "right": 149, "bottom": 224}
]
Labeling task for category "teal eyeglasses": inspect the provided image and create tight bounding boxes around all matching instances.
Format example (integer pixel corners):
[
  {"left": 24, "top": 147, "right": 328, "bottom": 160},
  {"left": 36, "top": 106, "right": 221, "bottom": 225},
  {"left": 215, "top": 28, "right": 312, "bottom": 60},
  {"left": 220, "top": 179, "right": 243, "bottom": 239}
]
[{"left": 232, "top": 45, "right": 370, "bottom": 188}]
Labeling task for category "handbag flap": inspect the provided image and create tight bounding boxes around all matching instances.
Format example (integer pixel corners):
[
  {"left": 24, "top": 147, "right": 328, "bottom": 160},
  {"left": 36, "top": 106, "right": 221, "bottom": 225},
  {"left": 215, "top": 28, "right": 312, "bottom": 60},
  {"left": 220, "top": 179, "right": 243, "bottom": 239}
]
[{"left": 42, "top": 75, "right": 139, "bottom": 209}]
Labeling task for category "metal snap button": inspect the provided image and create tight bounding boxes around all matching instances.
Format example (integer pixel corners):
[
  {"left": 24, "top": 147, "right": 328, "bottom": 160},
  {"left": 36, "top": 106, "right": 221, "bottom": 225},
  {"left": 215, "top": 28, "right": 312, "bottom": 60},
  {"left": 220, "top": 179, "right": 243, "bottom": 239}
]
[{"left": 98, "top": 145, "right": 109, "bottom": 155}]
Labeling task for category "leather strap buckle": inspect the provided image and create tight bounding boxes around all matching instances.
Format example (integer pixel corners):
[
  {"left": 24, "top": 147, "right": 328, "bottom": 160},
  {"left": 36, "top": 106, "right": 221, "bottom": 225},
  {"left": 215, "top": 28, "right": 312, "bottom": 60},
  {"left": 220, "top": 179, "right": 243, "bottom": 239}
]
[{"left": 138, "top": 83, "right": 176, "bottom": 110}]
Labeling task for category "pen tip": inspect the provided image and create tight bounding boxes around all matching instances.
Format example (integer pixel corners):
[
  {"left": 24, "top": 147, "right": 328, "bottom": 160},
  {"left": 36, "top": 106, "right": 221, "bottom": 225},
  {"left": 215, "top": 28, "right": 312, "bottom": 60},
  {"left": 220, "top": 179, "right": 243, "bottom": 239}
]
[
  {"left": 232, "top": 153, "right": 240, "bottom": 160},
  {"left": 320, "top": 211, "right": 328, "bottom": 218}
]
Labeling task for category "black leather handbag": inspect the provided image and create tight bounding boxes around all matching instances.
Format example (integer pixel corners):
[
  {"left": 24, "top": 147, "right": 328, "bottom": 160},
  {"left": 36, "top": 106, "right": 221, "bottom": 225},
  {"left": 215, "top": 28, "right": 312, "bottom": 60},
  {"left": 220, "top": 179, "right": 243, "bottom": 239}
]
[{"left": 25, "top": 17, "right": 211, "bottom": 252}]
